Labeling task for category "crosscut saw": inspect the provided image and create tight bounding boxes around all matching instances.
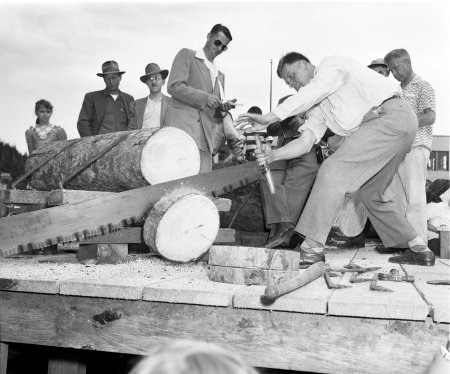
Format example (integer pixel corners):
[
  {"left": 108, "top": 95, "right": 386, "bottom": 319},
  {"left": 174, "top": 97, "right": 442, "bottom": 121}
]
[{"left": 0, "top": 162, "right": 261, "bottom": 252}]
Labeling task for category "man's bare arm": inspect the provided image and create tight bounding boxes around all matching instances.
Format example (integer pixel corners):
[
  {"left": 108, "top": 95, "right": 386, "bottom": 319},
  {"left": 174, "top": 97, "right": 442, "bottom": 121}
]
[
  {"left": 417, "top": 108, "right": 436, "bottom": 127},
  {"left": 255, "top": 129, "right": 316, "bottom": 165}
]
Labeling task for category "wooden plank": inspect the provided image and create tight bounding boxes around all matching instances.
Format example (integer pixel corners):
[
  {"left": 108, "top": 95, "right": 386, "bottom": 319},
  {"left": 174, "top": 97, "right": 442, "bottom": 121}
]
[
  {"left": 327, "top": 247, "right": 429, "bottom": 321},
  {"left": 0, "top": 291, "right": 449, "bottom": 374},
  {"left": 0, "top": 278, "right": 59, "bottom": 294},
  {"left": 209, "top": 245, "right": 300, "bottom": 270},
  {"left": 208, "top": 265, "right": 299, "bottom": 285},
  {"left": 142, "top": 274, "right": 244, "bottom": 307},
  {"left": 59, "top": 278, "right": 148, "bottom": 300},
  {"left": 0, "top": 342, "right": 7, "bottom": 374},
  {"left": 413, "top": 276, "right": 450, "bottom": 323},
  {"left": 0, "top": 189, "right": 49, "bottom": 205},
  {"left": 47, "top": 190, "right": 114, "bottom": 206},
  {"left": 214, "top": 228, "right": 235, "bottom": 243},
  {"left": 1, "top": 189, "right": 232, "bottom": 212},
  {"left": 80, "top": 228, "right": 234, "bottom": 245},
  {"left": 233, "top": 276, "right": 331, "bottom": 314}
]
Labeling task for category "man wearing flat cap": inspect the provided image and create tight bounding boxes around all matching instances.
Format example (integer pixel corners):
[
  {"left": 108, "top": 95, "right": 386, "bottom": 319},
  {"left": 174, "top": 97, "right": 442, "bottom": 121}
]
[
  {"left": 77, "top": 60, "right": 134, "bottom": 137},
  {"left": 128, "top": 63, "right": 171, "bottom": 130}
]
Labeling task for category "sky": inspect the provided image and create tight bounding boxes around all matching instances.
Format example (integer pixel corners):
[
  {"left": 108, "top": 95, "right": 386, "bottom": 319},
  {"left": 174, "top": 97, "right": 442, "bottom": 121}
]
[{"left": 1, "top": 0, "right": 449, "bottom": 155}]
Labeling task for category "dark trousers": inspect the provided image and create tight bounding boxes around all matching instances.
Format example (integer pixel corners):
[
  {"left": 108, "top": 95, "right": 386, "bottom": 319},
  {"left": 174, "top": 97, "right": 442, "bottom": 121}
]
[{"left": 261, "top": 140, "right": 319, "bottom": 226}]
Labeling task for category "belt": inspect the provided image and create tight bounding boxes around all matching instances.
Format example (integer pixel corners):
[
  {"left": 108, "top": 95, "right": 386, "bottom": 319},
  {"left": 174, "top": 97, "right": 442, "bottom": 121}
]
[{"left": 380, "top": 95, "right": 401, "bottom": 106}]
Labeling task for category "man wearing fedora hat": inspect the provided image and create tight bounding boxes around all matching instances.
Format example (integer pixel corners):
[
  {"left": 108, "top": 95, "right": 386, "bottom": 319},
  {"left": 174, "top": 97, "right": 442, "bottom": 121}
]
[
  {"left": 368, "top": 58, "right": 390, "bottom": 77},
  {"left": 77, "top": 60, "right": 134, "bottom": 137},
  {"left": 128, "top": 63, "right": 170, "bottom": 130}
]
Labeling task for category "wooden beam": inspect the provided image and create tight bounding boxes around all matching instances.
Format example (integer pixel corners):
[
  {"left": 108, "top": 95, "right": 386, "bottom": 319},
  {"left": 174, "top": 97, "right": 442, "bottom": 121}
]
[
  {"left": 80, "top": 228, "right": 235, "bottom": 244},
  {"left": 0, "top": 189, "right": 232, "bottom": 211},
  {"left": 0, "top": 292, "right": 447, "bottom": 374},
  {"left": 0, "top": 342, "right": 7, "bottom": 374}
]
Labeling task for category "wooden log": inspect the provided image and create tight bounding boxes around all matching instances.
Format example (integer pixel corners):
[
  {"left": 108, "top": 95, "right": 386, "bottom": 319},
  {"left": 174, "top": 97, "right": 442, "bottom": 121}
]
[
  {"left": 208, "top": 265, "right": 299, "bottom": 285},
  {"left": 209, "top": 245, "right": 299, "bottom": 270},
  {"left": 25, "top": 127, "right": 200, "bottom": 192},
  {"left": 143, "top": 190, "right": 220, "bottom": 262}
]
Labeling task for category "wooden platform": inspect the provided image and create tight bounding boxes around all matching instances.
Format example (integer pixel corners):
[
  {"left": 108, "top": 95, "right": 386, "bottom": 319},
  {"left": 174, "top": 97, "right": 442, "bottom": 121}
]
[{"left": 0, "top": 240, "right": 449, "bottom": 374}]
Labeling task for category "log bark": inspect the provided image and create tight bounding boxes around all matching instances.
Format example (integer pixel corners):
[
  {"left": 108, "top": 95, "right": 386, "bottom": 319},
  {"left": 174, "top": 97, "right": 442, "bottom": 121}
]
[
  {"left": 25, "top": 127, "right": 200, "bottom": 192},
  {"left": 143, "top": 190, "right": 219, "bottom": 262}
]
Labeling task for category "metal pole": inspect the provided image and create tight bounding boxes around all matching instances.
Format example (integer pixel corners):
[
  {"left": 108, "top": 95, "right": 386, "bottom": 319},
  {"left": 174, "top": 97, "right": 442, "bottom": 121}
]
[{"left": 269, "top": 59, "right": 273, "bottom": 111}]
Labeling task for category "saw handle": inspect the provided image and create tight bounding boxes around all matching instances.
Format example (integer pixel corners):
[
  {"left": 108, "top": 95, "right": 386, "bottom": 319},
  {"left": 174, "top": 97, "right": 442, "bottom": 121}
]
[
  {"left": 264, "top": 261, "right": 326, "bottom": 300},
  {"left": 254, "top": 135, "right": 275, "bottom": 194}
]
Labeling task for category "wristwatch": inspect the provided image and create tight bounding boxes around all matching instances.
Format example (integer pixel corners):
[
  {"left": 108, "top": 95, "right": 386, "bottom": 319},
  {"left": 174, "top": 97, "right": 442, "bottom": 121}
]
[{"left": 441, "top": 345, "right": 450, "bottom": 362}]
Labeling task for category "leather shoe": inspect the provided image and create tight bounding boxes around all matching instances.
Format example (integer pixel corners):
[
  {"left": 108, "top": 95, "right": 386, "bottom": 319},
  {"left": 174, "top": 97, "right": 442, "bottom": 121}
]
[
  {"left": 388, "top": 248, "right": 435, "bottom": 266},
  {"left": 375, "top": 246, "right": 407, "bottom": 254},
  {"left": 340, "top": 232, "right": 366, "bottom": 248},
  {"left": 295, "top": 245, "right": 325, "bottom": 267},
  {"left": 265, "top": 222, "right": 294, "bottom": 248}
]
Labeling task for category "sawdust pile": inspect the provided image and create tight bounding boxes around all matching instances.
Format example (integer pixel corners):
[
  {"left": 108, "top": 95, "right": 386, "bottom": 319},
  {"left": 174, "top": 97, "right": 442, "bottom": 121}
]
[{"left": 0, "top": 254, "right": 208, "bottom": 282}]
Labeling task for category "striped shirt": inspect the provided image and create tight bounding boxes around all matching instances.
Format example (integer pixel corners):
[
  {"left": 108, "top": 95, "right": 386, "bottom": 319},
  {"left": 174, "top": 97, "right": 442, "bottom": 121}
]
[{"left": 401, "top": 74, "right": 436, "bottom": 151}]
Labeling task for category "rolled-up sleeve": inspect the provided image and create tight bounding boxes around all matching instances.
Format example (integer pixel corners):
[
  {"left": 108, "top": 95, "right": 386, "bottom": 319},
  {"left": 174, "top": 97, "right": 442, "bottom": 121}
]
[
  {"left": 299, "top": 106, "right": 327, "bottom": 144},
  {"left": 272, "top": 57, "right": 347, "bottom": 121}
]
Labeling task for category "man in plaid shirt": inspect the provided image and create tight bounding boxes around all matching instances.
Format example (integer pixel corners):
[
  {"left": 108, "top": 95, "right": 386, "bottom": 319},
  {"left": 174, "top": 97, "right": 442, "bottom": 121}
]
[{"left": 384, "top": 49, "right": 436, "bottom": 264}]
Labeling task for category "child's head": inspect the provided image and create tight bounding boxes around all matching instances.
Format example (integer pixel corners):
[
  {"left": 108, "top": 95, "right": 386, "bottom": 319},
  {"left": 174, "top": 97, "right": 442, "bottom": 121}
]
[
  {"left": 34, "top": 99, "right": 53, "bottom": 124},
  {"left": 129, "top": 340, "right": 258, "bottom": 374}
]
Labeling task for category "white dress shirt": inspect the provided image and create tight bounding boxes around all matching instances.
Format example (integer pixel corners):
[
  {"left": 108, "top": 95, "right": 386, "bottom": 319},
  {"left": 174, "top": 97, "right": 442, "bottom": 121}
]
[
  {"left": 272, "top": 55, "right": 402, "bottom": 143},
  {"left": 196, "top": 49, "right": 225, "bottom": 99},
  {"left": 142, "top": 95, "right": 162, "bottom": 129}
]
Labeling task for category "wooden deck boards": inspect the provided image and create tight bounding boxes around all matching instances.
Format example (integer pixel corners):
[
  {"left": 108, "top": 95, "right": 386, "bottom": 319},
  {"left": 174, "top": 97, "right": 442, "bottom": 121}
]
[
  {"left": 0, "top": 240, "right": 449, "bottom": 373},
  {"left": 0, "top": 241, "right": 448, "bottom": 322}
]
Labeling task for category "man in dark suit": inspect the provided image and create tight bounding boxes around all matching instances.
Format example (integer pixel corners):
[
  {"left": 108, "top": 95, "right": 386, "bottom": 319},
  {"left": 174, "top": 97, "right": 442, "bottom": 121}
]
[
  {"left": 128, "top": 63, "right": 171, "bottom": 130},
  {"left": 165, "top": 24, "right": 239, "bottom": 172},
  {"left": 77, "top": 60, "right": 134, "bottom": 137}
]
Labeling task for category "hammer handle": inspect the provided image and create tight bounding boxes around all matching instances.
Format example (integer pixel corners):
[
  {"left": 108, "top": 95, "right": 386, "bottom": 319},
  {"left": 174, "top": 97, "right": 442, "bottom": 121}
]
[{"left": 265, "top": 261, "right": 326, "bottom": 300}]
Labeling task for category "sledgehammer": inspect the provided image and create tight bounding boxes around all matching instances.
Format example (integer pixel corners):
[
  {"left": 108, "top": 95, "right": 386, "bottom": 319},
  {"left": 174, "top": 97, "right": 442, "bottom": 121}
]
[{"left": 264, "top": 261, "right": 326, "bottom": 301}]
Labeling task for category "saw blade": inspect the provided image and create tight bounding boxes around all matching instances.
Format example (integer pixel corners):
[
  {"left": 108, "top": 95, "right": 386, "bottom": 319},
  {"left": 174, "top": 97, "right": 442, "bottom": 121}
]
[{"left": 0, "top": 162, "right": 261, "bottom": 252}]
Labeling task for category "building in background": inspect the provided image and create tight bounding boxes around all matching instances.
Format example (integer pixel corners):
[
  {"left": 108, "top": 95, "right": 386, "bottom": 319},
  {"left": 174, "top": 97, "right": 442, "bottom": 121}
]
[{"left": 428, "top": 135, "right": 449, "bottom": 181}]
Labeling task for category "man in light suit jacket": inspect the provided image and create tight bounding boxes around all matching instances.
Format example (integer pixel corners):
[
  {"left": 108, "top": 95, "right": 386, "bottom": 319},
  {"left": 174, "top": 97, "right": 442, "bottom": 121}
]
[
  {"left": 128, "top": 63, "right": 171, "bottom": 130},
  {"left": 165, "top": 24, "right": 240, "bottom": 172}
]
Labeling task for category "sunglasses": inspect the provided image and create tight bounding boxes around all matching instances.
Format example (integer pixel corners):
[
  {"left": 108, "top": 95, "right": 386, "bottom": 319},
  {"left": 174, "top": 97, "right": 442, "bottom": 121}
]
[{"left": 213, "top": 39, "right": 228, "bottom": 52}]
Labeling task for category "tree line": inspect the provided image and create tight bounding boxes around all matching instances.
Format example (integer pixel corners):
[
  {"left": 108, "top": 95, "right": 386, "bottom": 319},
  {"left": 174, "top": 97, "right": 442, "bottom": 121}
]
[{"left": 0, "top": 141, "right": 27, "bottom": 180}]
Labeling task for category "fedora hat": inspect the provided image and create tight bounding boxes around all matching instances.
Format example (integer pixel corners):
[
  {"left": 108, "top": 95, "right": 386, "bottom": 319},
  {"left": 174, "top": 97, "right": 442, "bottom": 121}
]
[
  {"left": 97, "top": 60, "right": 126, "bottom": 77},
  {"left": 140, "top": 63, "right": 169, "bottom": 83},
  {"left": 368, "top": 58, "right": 387, "bottom": 69}
]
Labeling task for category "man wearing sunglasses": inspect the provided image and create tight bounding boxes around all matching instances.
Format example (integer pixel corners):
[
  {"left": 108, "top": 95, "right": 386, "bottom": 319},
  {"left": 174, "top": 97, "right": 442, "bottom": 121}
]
[
  {"left": 128, "top": 63, "right": 171, "bottom": 130},
  {"left": 165, "top": 24, "right": 242, "bottom": 172}
]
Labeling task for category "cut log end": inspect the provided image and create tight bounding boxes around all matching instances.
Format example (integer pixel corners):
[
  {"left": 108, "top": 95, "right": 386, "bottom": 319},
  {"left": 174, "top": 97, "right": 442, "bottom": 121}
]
[
  {"left": 140, "top": 127, "right": 201, "bottom": 185},
  {"left": 143, "top": 191, "right": 219, "bottom": 262}
]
